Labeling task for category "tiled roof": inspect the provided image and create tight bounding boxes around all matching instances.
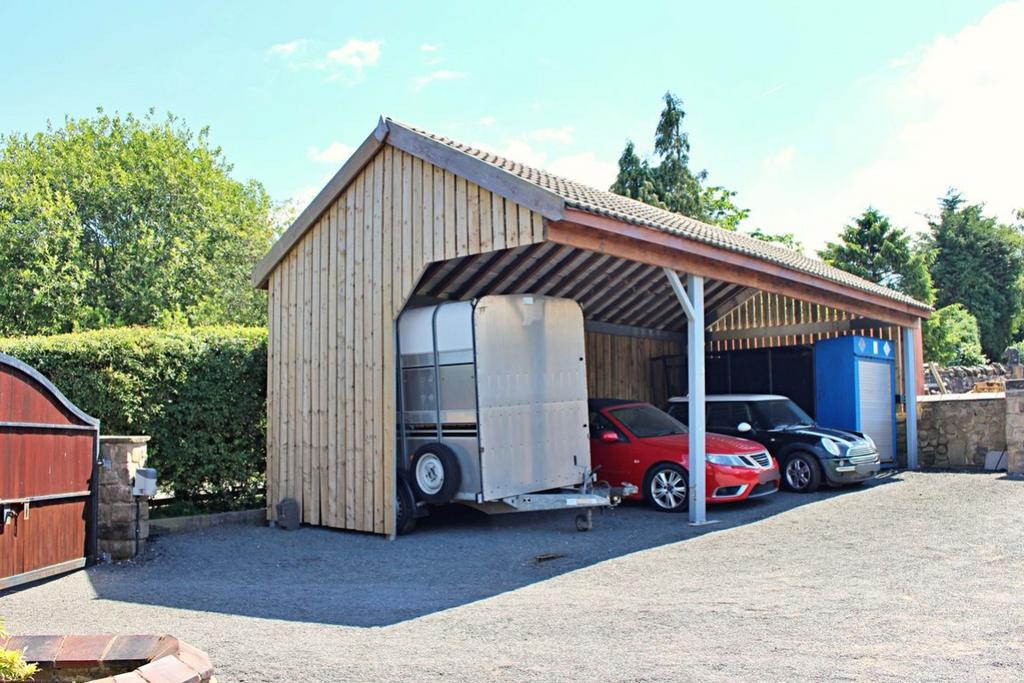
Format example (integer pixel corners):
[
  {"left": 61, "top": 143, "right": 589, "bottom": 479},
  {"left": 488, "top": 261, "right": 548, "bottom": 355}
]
[{"left": 399, "top": 121, "right": 929, "bottom": 310}]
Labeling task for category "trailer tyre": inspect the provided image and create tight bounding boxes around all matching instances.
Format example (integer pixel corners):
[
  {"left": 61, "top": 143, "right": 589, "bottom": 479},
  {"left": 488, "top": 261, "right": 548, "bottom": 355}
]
[
  {"left": 411, "top": 444, "right": 461, "bottom": 504},
  {"left": 396, "top": 475, "right": 417, "bottom": 535}
]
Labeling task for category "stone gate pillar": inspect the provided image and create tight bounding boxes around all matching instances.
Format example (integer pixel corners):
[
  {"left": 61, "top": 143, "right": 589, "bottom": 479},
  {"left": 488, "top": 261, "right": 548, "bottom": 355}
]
[
  {"left": 97, "top": 435, "right": 151, "bottom": 560},
  {"left": 1004, "top": 380, "right": 1024, "bottom": 476}
]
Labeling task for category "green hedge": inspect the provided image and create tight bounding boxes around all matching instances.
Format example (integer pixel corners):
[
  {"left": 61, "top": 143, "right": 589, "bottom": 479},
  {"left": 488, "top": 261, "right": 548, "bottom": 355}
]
[{"left": 0, "top": 326, "right": 267, "bottom": 510}]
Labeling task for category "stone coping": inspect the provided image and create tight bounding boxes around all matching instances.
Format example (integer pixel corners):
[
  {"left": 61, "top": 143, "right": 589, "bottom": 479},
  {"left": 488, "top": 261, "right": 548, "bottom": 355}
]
[
  {"left": 99, "top": 435, "right": 152, "bottom": 444},
  {"left": 1, "top": 634, "right": 212, "bottom": 682},
  {"left": 149, "top": 508, "right": 265, "bottom": 536},
  {"left": 918, "top": 392, "right": 1005, "bottom": 402}
]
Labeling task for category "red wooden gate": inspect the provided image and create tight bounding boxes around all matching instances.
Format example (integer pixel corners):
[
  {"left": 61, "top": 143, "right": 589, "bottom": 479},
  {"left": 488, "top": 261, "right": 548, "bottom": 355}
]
[{"left": 0, "top": 353, "right": 99, "bottom": 591}]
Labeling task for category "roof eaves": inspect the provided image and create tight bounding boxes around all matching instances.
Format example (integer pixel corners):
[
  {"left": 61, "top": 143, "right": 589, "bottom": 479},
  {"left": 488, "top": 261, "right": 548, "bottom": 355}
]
[{"left": 563, "top": 198, "right": 932, "bottom": 312}]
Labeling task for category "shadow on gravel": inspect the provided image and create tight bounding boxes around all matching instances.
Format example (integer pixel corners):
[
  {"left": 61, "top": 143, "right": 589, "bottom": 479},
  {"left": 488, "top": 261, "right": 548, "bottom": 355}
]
[{"left": 82, "top": 472, "right": 902, "bottom": 627}]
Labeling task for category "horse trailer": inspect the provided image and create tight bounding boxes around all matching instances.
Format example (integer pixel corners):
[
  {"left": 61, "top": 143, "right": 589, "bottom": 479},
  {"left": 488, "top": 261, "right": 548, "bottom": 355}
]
[{"left": 396, "top": 294, "right": 630, "bottom": 532}]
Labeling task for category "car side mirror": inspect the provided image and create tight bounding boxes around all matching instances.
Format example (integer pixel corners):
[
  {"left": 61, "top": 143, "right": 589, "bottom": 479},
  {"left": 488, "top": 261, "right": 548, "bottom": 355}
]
[
  {"left": 737, "top": 422, "right": 753, "bottom": 433},
  {"left": 599, "top": 430, "right": 620, "bottom": 443}
]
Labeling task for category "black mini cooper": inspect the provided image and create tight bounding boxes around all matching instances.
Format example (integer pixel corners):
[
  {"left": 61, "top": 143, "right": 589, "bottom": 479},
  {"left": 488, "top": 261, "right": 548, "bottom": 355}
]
[{"left": 665, "top": 394, "right": 880, "bottom": 493}]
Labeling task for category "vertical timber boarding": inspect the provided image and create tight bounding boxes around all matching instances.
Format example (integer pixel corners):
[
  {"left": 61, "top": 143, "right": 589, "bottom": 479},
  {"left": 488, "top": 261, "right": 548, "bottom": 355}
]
[
  {"left": 265, "top": 147, "right": 546, "bottom": 534},
  {"left": 584, "top": 332, "right": 680, "bottom": 404}
]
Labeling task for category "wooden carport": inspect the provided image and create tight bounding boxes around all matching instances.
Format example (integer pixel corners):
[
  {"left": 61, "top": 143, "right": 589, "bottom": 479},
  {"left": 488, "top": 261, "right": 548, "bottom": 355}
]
[{"left": 253, "top": 117, "right": 931, "bottom": 535}]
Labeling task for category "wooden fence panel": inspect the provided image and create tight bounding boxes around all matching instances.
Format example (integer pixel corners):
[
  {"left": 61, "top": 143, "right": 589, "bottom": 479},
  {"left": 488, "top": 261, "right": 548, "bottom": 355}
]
[{"left": 0, "top": 355, "right": 99, "bottom": 590}]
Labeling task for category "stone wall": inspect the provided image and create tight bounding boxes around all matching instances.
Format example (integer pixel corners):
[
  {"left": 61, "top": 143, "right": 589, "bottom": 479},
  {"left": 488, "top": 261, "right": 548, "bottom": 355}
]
[
  {"left": 925, "top": 363, "right": 1008, "bottom": 395},
  {"left": 97, "top": 436, "right": 151, "bottom": 561},
  {"left": 916, "top": 394, "right": 1006, "bottom": 468}
]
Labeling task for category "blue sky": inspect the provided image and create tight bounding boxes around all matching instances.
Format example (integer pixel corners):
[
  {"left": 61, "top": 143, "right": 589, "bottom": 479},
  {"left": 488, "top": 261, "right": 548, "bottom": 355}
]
[{"left": 2, "top": 0, "right": 1020, "bottom": 250}]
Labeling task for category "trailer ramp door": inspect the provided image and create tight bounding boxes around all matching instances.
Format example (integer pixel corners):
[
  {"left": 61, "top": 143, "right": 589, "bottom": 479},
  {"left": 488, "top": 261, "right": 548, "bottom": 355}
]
[{"left": 474, "top": 296, "right": 590, "bottom": 501}]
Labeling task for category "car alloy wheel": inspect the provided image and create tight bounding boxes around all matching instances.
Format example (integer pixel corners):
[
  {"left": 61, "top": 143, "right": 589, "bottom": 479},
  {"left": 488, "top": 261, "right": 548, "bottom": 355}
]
[
  {"left": 785, "top": 458, "right": 812, "bottom": 489},
  {"left": 650, "top": 468, "right": 687, "bottom": 510}
]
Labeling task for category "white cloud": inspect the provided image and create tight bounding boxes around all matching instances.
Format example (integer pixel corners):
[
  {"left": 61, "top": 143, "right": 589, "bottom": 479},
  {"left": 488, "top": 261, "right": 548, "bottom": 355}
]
[
  {"left": 760, "top": 83, "right": 787, "bottom": 98},
  {"left": 307, "top": 141, "right": 354, "bottom": 164},
  {"left": 762, "top": 146, "right": 795, "bottom": 173},
  {"left": 472, "top": 138, "right": 616, "bottom": 190},
  {"left": 413, "top": 69, "right": 466, "bottom": 90},
  {"left": 547, "top": 153, "right": 618, "bottom": 190},
  {"left": 527, "top": 125, "right": 575, "bottom": 144},
  {"left": 269, "top": 39, "right": 305, "bottom": 57},
  {"left": 499, "top": 139, "right": 548, "bottom": 168},
  {"left": 273, "top": 185, "right": 317, "bottom": 229},
  {"left": 420, "top": 43, "right": 441, "bottom": 52},
  {"left": 744, "top": 1, "right": 1024, "bottom": 250},
  {"left": 327, "top": 39, "right": 382, "bottom": 69},
  {"left": 479, "top": 116, "right": 497, "bottom": 126},
  {"left": 271, "top": 38, "right": 382, "bottom": 84},
  {"left": 275, "top": 170, "right": 338, "bottom": 226},
  {"left": 845, "top": 1, "right": 1024, "bottom": 231}
]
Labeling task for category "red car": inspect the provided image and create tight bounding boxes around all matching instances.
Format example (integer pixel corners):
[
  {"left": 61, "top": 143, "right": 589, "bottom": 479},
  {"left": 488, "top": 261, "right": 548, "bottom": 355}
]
[{"left": 588, "top": 399, "right": 780, "bottom": 512}]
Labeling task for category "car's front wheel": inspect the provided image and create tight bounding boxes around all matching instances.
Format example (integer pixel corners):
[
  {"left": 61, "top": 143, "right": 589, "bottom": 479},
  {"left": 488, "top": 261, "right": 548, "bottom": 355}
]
[
  {"left": 782, "top": 452, "right": 822, "bottom": 493},
  {"left": 643, "top": 463, "right": 689, "bottom": 513}
]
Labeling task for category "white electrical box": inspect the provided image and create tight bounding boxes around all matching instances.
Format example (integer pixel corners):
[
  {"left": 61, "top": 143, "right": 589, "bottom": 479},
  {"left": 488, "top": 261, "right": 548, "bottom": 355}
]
[{"left": 132, "top": 468, "right": 158, "bottom": 497}]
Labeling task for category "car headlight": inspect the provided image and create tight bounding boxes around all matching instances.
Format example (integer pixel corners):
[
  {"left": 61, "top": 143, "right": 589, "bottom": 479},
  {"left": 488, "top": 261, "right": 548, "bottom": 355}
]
[
  {"left": 820, "top": 437, "right": 842, "bottom": 456},
  {"left": 706, "top": 453, "right": 750, "bottom": 467},
  {"left": 863, "top": 434, "right": 876, "bottom": 450}
]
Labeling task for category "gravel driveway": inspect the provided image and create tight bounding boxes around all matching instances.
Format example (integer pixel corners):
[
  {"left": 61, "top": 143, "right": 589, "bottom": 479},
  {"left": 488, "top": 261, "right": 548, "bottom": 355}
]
[{"left": 3, "top": 472, "right": 1023, "bottom": 681}]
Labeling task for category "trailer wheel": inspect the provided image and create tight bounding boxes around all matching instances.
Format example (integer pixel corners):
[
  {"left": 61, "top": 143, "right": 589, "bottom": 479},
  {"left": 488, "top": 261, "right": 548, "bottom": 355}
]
[
  {"left": 574, "top": 511, "right": 593, "bottom": 532},
  {"left": 396, "top": 475, "right": 417, "bottom": 535},
  {"left": 410, "top": 443, "right": 461, "bottom": 504}
]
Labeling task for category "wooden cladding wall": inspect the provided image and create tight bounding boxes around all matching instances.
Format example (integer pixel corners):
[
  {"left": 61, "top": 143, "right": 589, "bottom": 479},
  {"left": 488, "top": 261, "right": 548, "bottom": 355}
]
[
  {"left": 706, "top": 290, "right": 906, "bottom": 399},
  {"left": 584, "top": 331, "right": 680, "bottom": 405},
  {"left": 265, "top": 145, "right": 545, "bottom": 534},
  {"left": 707, "top": 291, "right": 900, "bottom": 351}
]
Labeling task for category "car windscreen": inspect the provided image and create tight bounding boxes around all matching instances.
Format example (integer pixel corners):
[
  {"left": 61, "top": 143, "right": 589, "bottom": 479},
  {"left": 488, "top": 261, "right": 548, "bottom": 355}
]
[
  {"left": 753, "top": 399, "right": 814, "bottom": 430},
  {"left": 610, "top": 405, "right": 687, "bottom": 438}
]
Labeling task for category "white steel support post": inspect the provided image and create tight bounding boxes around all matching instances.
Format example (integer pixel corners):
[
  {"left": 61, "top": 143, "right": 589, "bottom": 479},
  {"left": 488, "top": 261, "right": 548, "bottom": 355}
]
[
  {"left": 903, "top": 325, "right": 919, "bottom": 470},
  {"left": 663, "top": 268, "right": 708, "bottom": 525}
]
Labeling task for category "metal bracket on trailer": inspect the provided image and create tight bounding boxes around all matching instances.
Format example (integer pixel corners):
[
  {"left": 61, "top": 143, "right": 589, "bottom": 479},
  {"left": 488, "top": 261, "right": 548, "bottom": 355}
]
[
  {"left": 499, "top": 491, "right": 612, "bottom": 512},
  {"left": 467, "top": 480, "right": 637, "bottom": 519}
]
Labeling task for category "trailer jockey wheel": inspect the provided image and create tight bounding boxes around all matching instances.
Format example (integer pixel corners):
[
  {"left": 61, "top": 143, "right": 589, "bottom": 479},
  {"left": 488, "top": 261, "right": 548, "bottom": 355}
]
[
  {"left": 410, "top": 443, "right": 461, "bottom": 504},
  {"left": 575, "top": 510, "right": 593, "bottom": 532}
]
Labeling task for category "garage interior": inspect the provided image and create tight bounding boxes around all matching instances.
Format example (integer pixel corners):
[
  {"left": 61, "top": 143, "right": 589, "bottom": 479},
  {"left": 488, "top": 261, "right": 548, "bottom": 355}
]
[{"left": 253, "top": 116, "right": 932, "bottom": 536}]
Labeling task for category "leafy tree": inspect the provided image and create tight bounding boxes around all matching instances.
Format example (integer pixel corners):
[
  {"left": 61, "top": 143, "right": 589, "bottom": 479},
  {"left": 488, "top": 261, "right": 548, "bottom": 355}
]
[
  {"left": 610, "top": 92, "right": 748, "bottom": 232},
  {"left": 609, "top": 141, "right": 664, "bottom": 207},
  {"left": 700, "top": 185, "right": 750, "bottom": 232},
  {"left": 927, "top": 191, "right": 1024, "bottom": 359},
  {"left": 0, "top": 109, "right": 276, "bottom": 336},
  {"left": 0, "top": 175, "right": 87, "bottom": 334},
  {"left": 923, "top": 303, "right": 986, "bottom": 366},
  {"left": 746, "top": 227, "right": 804, "bottom": 254},
  {"left": 818, "top": 207, "right": 935, "bottom": 304}
]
